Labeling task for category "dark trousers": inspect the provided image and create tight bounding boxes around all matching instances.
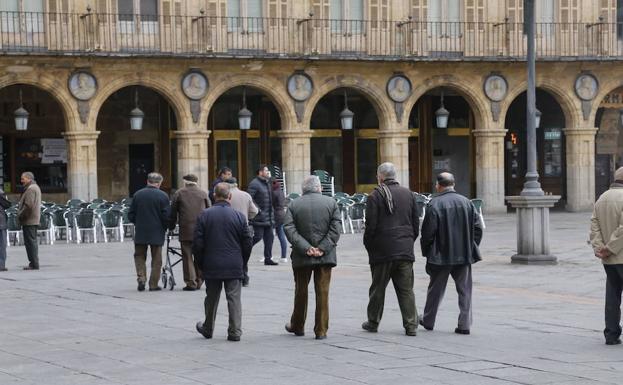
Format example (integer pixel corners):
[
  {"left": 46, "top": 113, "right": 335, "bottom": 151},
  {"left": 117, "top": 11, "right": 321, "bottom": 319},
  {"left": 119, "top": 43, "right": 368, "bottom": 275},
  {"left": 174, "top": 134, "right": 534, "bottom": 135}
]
[
  {"left": 252, "top": 225, "right": 274, "bottom": 262},
  {"left": 203, "top": 279, "right": 242, "bottom": 338},
  {"left": 134, "top": 244, "right": 162, "bottom": 289},
  {"left": 275, "top": 225, "right": 288, "bottom": 260},
  {"left": 366, "top": 260, "right": 417, "bottom": 332},
  {"left": 290, "top": 266, "right": 332, "bottom": 337},
  {"left": 22, "top": 225, "right": 39, "bottom": 268},
  {"left": 604, "top": 264, "right": 623, "bottom": 342},
  {"left": 181, "top": 241, "right": 203, "bottom": 289},
  {"left": 422, "top": 263, "right": 472, "bottom": 330},
  {"left": 0, "top": 228, "right": 6, "bottom": 269}
]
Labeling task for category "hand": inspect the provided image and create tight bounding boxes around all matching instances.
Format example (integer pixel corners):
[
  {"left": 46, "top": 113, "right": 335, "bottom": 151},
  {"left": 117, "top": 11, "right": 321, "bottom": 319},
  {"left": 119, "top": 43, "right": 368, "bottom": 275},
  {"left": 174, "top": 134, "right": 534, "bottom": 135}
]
[
  {"left": 306, "top": 247, "right": 316, "bottom": 256},
  {"left": 598, "top": 247, "right": 613, "bottom": 259},
  {"left": 306, "top": 247, "right": 324, "bottom": 257}
]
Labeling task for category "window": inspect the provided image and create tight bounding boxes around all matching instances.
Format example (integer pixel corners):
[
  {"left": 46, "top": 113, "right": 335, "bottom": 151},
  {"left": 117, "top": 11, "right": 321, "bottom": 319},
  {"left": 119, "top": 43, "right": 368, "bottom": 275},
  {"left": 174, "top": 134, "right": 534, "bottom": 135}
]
[
  {"left": 331, "top": 0, "right": 364, "bottom": 33},
  {"left": 428, "top": 0, "right": 461, "bottom": 36},
  {"left": 506, "top": 0, "right": 523, "bottom": 32},
  {"left": 117, "top": 0, "right": 158, "bottom": 33},
  {"left": 537, "top": 0, "right": 554, "bottom": 36},
  {"left": 0, "top": 0, "right": 44, "bottom": 33},
  {"left": 227, "top": 0, "right": 263, "bottom": 31}
]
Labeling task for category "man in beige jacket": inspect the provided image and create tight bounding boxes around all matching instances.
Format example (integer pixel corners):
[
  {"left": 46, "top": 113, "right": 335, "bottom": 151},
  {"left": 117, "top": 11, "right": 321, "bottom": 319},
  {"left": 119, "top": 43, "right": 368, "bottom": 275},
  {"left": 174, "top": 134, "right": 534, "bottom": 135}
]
[
  {"left": 18, "top": 172, "right": 41, "bottom": 270},
  {"left": 590, "top": 167, "right": 623, "bottom": 345}
]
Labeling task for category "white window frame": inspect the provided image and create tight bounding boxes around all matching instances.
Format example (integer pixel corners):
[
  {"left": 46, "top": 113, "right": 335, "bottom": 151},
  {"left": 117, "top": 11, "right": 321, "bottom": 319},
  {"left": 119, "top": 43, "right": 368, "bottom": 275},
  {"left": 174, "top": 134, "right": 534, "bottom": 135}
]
[
  {"left": 330, "top": 0, "right": 364, "bottom": 33},
  {"left": 0, "top": 0, "right": 44, "bottom": 34},
  {"left": 428, "top": 0, "right": 461, "bottom": 36},
  {"left": 227, "top": 0, "right": 264, "bottom": 32},
  {"left": 117, "top": 0, "right": 159, "bottom": 35}
]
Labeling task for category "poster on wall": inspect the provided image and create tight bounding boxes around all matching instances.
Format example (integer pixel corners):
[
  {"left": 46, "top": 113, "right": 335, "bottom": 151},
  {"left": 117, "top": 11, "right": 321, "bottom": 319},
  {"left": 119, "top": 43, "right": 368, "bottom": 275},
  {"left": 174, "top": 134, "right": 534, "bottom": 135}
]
[{"left": 40, "top": 138, "right": 67, "bottom": 164}]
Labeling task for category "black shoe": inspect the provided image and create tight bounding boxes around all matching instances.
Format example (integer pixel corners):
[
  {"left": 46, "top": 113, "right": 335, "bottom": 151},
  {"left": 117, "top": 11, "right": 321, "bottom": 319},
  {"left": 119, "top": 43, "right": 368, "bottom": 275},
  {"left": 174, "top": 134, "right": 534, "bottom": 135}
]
[
  {"left": 264, "top": 259, "right": 278, "bottom": 266},
  {"left": 0, "top": 268, "right": 7, "bottom": 272},
  {"left": 23, "top": 265, "right": 39, "bottom": 270},
  {"left": 315, "top": 335, "right": 327, "bottom": 340},
  {"left": 149, "top": 287, "right": 162, "bottom": 291},
  {"left": 361, "top": 321, "right": 378, "bottom": 333},
  {"left": 227, "top": 335, "right": 241, "bottom": 342},
  {"left": 182, "top": 286, "right": 197, "bottom": 291},
  {"left": 285, "top": 323, "right": 304, "bottom": 336},
  {"left": 455, "top": 328, "right": 470, "bottom": 335},
  {"left": 242, "top": 276, "right": 249, "bottom": 287},
  {"left": 418, "top": 316, "right": 433, "bottom": 331},
  {"left": 405, "top": 329, "right": 417, "bottom": 336},
  {"left": 196, "top": 322, "right": 212, "bottom": 339},
  {"left": 137, "top": 283, "right": 145, "bottom": 292},
  {"left": 606, "top": 338, "right": 622, "bottom": 345}
]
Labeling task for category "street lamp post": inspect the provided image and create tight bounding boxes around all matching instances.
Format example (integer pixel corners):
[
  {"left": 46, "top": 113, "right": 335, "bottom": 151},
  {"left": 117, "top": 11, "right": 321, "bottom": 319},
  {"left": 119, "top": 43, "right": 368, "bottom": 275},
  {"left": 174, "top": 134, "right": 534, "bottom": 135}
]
[{"left": 505, "top": 0, "right": 560, "bottom": 265}]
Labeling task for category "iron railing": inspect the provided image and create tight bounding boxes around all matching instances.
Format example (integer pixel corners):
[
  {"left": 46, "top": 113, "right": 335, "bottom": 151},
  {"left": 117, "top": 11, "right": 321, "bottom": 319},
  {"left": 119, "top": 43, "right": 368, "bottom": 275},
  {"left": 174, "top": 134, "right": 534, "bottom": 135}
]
[{"left": 1, "top": 12, "right": 623, "bottom": 60}]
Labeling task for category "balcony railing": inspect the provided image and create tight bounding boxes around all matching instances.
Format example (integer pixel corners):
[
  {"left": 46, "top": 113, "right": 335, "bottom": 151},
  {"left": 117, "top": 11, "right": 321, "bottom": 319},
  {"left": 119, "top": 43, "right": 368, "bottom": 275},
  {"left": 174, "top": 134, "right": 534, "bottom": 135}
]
[{"left": 1, "top": 11, "right": 623, "bottom": 60}]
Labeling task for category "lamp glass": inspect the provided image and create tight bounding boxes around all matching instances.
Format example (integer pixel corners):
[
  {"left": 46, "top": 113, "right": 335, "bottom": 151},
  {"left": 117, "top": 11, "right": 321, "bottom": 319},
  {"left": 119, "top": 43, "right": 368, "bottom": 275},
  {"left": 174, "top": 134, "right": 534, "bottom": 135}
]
[
  {"left": 340, "top": 108, "right": 354, "bottom": 130},
  {"left": 535, "top": 109, "right": 542, "bottom": 129},
  {"left": 129, "top": 108, "right": 144, "bottom": 131},
  {"left": 238, "top": 108, "right": 252, "bottom": 130},
  {"left": 435, "top": 107, "right": 449, "bottom": 129},
  {"left": 14, "top": 107, "right": 29, "bottom": 131}
]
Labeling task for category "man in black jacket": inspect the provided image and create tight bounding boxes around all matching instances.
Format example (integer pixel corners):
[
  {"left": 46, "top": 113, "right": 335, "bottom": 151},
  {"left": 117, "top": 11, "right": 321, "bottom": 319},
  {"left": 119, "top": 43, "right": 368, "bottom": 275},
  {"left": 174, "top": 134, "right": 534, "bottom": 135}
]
[
  {"left": 362, "top": 162, "right": 420, "bottom": 336},
  {"left": 420, "top": 172, "right": 483, "bottom": 335},
  {"left": 128, "top": 172, "right": 170, "bottom": 292},
  {"left": 247, "top": 164, "right": 277, "bottom": 266},
  {"left": 194, "top": 183, "right": 253, "bottom": 341}
]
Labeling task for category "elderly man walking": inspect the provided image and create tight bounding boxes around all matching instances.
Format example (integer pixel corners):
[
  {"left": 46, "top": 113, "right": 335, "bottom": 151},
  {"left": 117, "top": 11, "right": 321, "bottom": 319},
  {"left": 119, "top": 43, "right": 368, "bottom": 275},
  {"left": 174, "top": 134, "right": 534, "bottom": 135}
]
[
  {"left": 420, "top": 172, "right": 483, "bottom": 335},
  {"left": 18, "top": 172, "right": 41, "bottom": 270},
  {"left": 590, "top": 167, "right": 623, "bottom": 345},
  {"left": 194, "top": 183, "right": 253, "bottom": 341},
  {"left": 284, "top": 175, "right": 341, "bottom": 340},
  {"left": 362, "top": 163, "right": 420, "bottom": 336},
  {"left": 129, "top": 172, "right": 170, "bottom": 292},
  {"left": 169, "top": 174, "right": 210, "bottom": 291}
]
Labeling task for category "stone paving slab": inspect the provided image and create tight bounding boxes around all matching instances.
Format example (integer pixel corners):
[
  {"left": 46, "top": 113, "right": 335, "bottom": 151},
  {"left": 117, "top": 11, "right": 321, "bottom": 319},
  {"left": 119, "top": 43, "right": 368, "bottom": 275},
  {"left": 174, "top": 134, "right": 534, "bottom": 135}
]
[{"left": 1, "top": 212, "right": 623, "bottom": 384}]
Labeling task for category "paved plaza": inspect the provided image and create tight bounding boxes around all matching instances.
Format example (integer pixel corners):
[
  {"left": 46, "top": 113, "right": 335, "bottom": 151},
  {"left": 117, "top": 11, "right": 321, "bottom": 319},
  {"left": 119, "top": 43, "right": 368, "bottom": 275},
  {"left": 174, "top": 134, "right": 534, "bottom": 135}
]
[{"left": 0, "top": 212, "right": 621, "bottom": 385}]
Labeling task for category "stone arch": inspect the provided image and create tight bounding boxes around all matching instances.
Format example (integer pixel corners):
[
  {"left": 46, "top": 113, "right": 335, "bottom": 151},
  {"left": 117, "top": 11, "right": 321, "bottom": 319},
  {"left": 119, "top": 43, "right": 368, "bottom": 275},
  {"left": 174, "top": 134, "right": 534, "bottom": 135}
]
[
  {"left": 501, "top": 79, "right": 579, "bottom": 129},
  {"left": 589, "top": 77, "right": 623, "bottom": 125},
  {"left": 305, "top": 76, "right": 393, "bottom": 131},
  {"left": 200, "top": 74, "right": 294, "bottom": 131},
  {"left": 0, "top": 72, "right": 76, "bottom": 131},
  {"left": 89, "top": 73, "right": 188, "bottom": 131},
  {"left": 403, "top": 74, "right": 490, "bottom": 131}
]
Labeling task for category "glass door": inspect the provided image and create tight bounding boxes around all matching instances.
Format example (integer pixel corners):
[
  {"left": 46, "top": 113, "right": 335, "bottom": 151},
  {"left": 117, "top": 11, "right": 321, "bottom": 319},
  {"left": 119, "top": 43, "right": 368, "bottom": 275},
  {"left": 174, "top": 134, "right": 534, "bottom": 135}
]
[{"left": 355, "top": 130, "right": 378, "bottom": 193}]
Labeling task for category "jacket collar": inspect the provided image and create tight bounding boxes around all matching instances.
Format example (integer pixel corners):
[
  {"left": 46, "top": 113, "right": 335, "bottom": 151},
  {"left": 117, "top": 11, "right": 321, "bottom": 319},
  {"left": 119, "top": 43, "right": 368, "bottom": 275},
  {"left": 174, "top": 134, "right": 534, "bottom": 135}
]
[
  {"left": 610, "top": 183, "right": 623, "bottom": 188},
  {"left": 381, "top": 179, "right": 399, "bottom": 186},
  {"left": 214, "top": 201, "right": 231, "bottom": 207},
  {"left": 434, "top": 188, "right": 456, "bottom": 197}
]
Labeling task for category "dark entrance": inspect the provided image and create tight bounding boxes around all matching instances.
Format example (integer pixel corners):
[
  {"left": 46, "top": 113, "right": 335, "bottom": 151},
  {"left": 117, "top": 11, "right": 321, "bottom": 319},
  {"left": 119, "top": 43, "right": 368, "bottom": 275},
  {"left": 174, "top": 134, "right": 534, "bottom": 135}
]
[{"left": 129, "top": 143, "right": 154, "bottom": 196}]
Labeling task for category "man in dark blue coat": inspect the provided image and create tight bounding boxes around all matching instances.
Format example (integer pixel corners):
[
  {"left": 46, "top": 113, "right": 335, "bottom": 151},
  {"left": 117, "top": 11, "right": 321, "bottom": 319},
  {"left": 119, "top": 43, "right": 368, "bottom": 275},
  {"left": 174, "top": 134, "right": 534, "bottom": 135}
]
[
  {"left": 194, "top": 182, "right": 253, "bottom": 341},
  {"left": 247, "top": 164, "right": 278, "bottom": 266},
  {"left": 128, "top": 172, "right": 170, "bottom": 292}
]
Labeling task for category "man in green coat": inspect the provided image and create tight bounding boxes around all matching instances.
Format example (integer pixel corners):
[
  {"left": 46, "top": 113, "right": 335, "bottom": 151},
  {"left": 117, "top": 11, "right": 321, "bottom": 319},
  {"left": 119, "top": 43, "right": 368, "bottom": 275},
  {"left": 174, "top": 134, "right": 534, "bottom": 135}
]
[{"left": 283, "top": 175, "right": 341, "bottom": 340}]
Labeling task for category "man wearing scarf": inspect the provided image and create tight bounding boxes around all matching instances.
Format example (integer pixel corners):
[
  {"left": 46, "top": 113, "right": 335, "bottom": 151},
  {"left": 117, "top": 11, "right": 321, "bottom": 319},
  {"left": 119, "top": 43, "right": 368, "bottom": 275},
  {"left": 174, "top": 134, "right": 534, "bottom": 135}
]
[
  {"left": 591, "top": 167, "right": 623, "bottom": 345},
  {"left": 362, "top": 162, "right": 420, "bottom": 336}
]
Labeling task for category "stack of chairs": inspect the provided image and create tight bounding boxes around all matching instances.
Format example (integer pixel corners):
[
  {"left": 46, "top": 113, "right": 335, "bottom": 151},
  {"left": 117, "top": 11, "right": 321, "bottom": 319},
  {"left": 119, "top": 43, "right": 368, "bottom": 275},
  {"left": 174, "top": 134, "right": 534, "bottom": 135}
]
[{"left": 313, "top": 170, "right": 335, "bottom": 197}]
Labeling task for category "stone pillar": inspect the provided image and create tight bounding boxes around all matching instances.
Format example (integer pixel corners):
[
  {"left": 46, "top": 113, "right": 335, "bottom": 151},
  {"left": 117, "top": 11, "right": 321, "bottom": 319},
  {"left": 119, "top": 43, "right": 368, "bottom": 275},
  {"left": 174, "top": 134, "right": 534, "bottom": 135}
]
[
  {"left": 563, "top": 127, "right": 597, "bottom": 212},
  {"left": 63, "top": 131, "right": 100, "bottom": 201},
  {"left": 174, "top": 130, "right": 210, "bottom": 192},
  {"left": 279, "top": 130, "right": 312, "bottom": 195},
  {"left": 378, "top": 130, "right": 410, "bottom": 186},
  {"left": 473, "top": 129, "right": 507, "bottom": 214}
]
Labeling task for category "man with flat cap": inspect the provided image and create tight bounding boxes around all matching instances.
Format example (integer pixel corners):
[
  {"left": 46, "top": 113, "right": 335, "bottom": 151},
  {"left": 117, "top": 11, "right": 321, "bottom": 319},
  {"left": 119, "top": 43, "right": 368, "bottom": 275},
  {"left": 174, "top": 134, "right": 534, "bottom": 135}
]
[{"left": 169, "top": 174, "right": 210, "bottom": 291}]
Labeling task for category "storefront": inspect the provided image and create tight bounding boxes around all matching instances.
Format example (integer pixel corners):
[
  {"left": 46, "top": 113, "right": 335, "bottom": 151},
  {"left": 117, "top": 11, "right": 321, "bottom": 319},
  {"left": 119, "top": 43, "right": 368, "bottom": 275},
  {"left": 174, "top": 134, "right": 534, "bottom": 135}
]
[{"left": 594, "top": 87, "right": 623, "bottom": 198}]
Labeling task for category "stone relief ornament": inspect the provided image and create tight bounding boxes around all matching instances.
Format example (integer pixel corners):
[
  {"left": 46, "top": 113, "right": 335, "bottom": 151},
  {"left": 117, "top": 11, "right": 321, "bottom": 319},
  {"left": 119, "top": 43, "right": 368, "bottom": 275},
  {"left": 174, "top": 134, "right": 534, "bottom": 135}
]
[
  {"left": 287, "top": 73, "right": 313, "bottom": 102},
  {"left": 181, "top": 71, "right": 209, "bottom": 100},
  {"left": 574, "top": 73, "right": 599, "bottom": 101},
  {"left": 68, "top": 71, "right": 98, "bottom": 101},
  {"left": 483, "top": 74, "right": 508, "bottom": 102},
  {"left": 386, "top": 75, "right": 412, "bottom": 103}
]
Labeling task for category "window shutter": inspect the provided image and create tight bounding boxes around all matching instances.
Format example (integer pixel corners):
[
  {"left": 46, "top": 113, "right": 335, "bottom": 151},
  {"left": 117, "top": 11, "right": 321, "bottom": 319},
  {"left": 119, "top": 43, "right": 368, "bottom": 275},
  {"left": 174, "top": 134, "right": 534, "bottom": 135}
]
[
  {"left": 537, "top": 0, "right": 555, "bottom": 23},
  {"left": 280, "top": 0, "right": 287, "bottom": 25},
  {"left": 466, "top": 0, "right": 484, "bottom": 31},
  {"left": 174, "top": 1, "right": 182, "bottom": 25},
  {"left": 162, "top": 1, "right": 170, "bottom": 24},
  {"left": 507, "top": 0, "right": 523, "bottom": 32},
  {"left": 269, "top": 0, "right": 276, "bottom": 26},
  {"left": 49, "top": 0, "right": 57, "bottom": 21},
  {"left": 370, "top": 0, "right": 378, "bottom": 27}
]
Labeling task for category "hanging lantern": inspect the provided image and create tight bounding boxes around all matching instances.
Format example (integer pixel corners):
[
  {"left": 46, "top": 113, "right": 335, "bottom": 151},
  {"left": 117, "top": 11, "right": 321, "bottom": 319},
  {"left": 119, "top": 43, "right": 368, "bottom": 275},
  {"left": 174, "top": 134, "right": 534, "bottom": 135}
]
[
  {"left": 129, "top": 89, "right": 144, "bottom": 131},
  {"left": 535, "top": 108, "right": 542, "bottom": 129},
  {"left": 339, "top": 91, "right": 354, "bottom": 130},
  {"left": 14, "top": 89, "right": 29, "bottom": 131},
  {"left": 435, "top": 90, "right": 450, "bottom": 129},
  {"left": 238, "top": 87, "right": 252, "bottom": 130}
]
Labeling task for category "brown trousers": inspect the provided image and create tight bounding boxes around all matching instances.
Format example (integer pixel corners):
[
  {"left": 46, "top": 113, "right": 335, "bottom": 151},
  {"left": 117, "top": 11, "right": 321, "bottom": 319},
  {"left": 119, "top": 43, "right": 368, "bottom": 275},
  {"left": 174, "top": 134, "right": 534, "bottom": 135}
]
[
  {"left": 290, "top": 265, "right": 332, "bottom": 337},
  {"left": 134, "top": 244, "right": 162, "bottom": 289},
  {"left": 181, "top": 241, "right": 203, "bottom": 289}
]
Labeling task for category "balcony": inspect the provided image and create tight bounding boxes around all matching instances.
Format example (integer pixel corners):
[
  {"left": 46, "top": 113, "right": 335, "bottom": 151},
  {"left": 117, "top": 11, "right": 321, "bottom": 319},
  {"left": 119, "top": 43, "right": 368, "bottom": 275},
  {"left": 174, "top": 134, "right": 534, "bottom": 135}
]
[{"left": 1, "top": 11, "right": 623, "bottom": 61}]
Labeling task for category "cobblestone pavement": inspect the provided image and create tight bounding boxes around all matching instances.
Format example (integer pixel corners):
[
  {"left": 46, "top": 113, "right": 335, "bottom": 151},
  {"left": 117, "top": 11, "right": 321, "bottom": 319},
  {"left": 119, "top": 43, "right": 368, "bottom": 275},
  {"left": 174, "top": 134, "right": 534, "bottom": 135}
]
[{"left": 0, "top": 212, "right": 621, "bottom": 385}]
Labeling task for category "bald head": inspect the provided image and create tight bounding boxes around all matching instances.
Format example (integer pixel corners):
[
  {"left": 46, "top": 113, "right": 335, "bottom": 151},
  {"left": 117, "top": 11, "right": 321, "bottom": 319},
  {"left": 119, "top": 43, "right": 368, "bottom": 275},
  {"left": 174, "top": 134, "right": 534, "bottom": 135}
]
[
  {"left": 615, "top": 167, "right": 623, "bottom": 182},
  {"left": 436, "top": 172, "right": 455, "bottom": 192}
]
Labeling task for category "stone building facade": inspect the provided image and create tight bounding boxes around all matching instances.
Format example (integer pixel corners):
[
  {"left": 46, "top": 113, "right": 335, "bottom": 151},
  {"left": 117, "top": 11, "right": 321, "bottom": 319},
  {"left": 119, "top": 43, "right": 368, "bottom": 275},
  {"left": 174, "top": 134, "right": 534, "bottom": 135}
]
[{"left": 1, "top": 0, "right": 623, "bottom": 213}]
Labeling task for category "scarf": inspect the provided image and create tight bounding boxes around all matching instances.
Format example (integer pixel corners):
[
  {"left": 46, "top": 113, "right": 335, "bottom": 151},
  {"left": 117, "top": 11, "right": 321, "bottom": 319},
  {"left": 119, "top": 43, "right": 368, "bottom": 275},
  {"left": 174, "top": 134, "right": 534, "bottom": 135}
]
[{"left": 375, "top": 180, "right": 396, "bottom": 215}]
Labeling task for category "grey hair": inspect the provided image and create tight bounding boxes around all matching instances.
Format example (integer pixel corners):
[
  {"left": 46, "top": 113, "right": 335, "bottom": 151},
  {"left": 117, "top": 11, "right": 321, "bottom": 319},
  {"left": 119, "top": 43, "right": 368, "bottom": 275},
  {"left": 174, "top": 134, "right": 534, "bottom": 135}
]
[
  {"left": 377, "top": 162, "right": 396, "bottom": 181},
  {"left": 615, "top": 167, "right": 623, "bottom": 181},
  {"left": 147, "top": 172, "right": 163, "bottom": 184},
  {"left": 21, "top": 171, "right": 35, "bottom": 181},
  {"left": 302, "top": 175, "right": 322, "bottom": 194}
]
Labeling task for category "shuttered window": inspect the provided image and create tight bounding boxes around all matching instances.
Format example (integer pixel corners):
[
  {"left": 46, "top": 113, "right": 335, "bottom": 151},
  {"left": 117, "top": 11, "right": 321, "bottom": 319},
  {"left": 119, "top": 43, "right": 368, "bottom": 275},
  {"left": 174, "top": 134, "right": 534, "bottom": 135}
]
[
  {"left": 465, "top": 0, "right": 484, "bottom": 31},
  {"left": 370, "top": 0, "right": 388, "bottom": 29},
  {"left": 507, "top": 0, "right": 523, "bottom": 32}
]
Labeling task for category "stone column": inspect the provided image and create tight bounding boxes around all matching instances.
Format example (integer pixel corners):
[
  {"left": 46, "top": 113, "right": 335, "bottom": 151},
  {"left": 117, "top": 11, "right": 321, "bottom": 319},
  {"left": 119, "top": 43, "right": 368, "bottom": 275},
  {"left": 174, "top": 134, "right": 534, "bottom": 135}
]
[
  {"left": 563, "top": 127, "right": 597, "bottom": 212},
  {"left": 279, "top": 130, "right": 312, "bottom": 195},
  {"left": 378, "top": 130, "right": 410, "bottom": 187},
  {"left": 63, "top": 131, "right": 100, "bottom": 201},
  {"left": 473, "top": 129, "right": 507, "bottom": 214},
  {"left": 174, "top": 130, "right": 210, "bottom": 192}
]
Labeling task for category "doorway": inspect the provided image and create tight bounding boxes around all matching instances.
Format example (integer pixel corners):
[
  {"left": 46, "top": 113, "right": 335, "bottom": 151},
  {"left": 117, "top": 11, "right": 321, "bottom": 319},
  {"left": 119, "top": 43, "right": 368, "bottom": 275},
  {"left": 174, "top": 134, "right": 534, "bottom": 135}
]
[{"left": 129, "top": 143, "right": 154, "bottom": 196}]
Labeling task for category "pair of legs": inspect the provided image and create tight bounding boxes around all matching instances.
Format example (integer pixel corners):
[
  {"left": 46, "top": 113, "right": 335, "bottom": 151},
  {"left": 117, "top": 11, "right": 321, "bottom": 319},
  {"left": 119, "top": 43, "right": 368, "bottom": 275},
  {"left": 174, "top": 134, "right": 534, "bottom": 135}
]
[
  {"left": 0, "top": 228, "right": 7, "bottom": 270},
  {"left": 202, "top": 279, "right": 242, "bottom": 338},
  {"left": 180, "top": 241, "right": 203, "bottom": 289},
  {"left": 603, "top": 264, "right": 623, "bottom": 343},
  {"left": 134, "top": 244, "right": 162, "bottom": 289},
  {"left": 275, "top": 224, "right": 288, "bottom": 260},
  {"left": 421, "top": 263, "right": 472, "bottom": 331},
  {"left": 366, "top": 260, "right": 418, "bottom": 333},
  {"left": 22, "top": 225, "right": 39, "bottom": 269},
  {"left": 289, "top": 266, "right": 332, "bottom": 338},
  {"left": 253, "top": 225, "right": 275, "bottom": 263}
]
